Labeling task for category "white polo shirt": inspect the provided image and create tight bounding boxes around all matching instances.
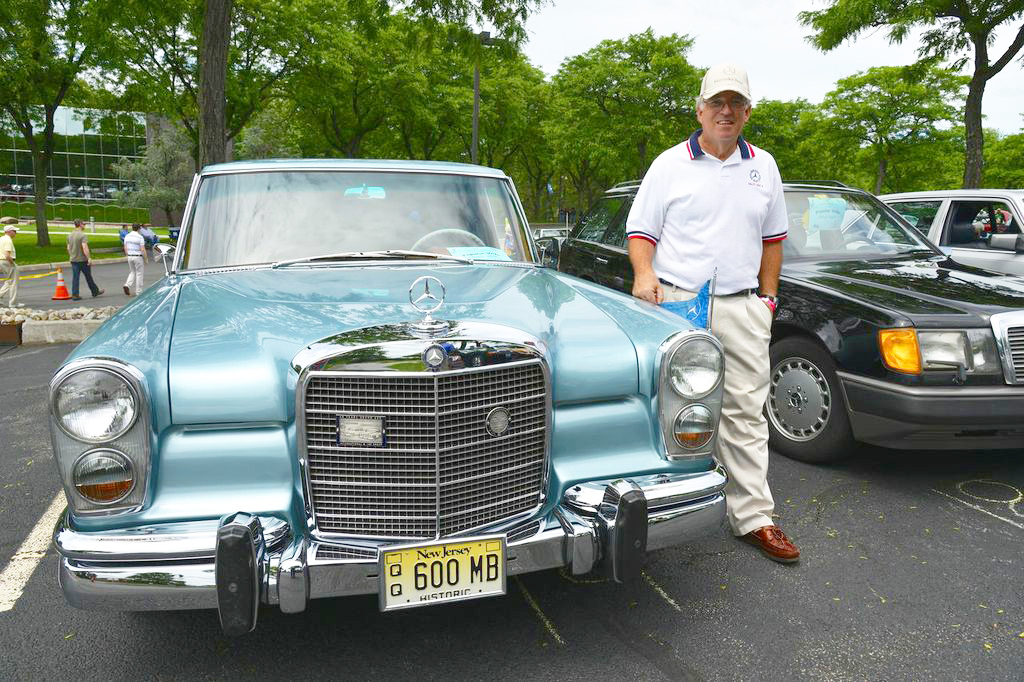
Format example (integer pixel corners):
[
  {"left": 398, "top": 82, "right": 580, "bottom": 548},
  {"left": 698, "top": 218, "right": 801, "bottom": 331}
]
[
  {"left": 124, "top": 230, "right": 146, "bottom": 256},
  {"left": 626, "top": 131, "right": 787, "bottom": 294}
]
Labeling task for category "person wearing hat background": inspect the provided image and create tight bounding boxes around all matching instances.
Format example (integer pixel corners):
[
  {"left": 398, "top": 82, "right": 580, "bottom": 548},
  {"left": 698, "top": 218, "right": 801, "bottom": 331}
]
[
  {"left": 626, "top": 63, "right": 798, "bottom": 563},
  {"left": 66, "top": 219, "right": 104, "bottom": 300},
  {"left": 0, "top": 224, "right": 24, "bottom": 307}
]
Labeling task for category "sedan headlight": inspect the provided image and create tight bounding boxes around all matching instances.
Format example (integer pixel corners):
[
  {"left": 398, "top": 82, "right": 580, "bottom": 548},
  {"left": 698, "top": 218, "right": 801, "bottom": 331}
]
[
  {"left": 658, "top": 332, "right": 725, "bottom": 460},
  {"left": 53, "top": 367, "right": 138, "bottom": 441},
  {"left": 49, "top": 360, "right": 151, "bottom": 515},
  {"left": 878, "top": 328, "right": 1001, "bottom": 375},
  {"left": 665, "top": 335, "right": 723, "bottom": 398}
]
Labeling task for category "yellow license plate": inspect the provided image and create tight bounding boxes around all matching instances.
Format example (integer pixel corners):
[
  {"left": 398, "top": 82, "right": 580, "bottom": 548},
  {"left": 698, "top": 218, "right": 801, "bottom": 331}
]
[{"left": 379, "top": 535, "right": 506, "bottom": 611}]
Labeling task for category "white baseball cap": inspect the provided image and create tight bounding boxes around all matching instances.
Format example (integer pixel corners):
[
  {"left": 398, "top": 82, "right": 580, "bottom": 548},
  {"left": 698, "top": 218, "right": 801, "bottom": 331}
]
[
  {"left": 3, "top": 225, "right": 18, "bottom": 233},
  {"left": 700, "top": 63, "right": 752, "bottom": 101}
]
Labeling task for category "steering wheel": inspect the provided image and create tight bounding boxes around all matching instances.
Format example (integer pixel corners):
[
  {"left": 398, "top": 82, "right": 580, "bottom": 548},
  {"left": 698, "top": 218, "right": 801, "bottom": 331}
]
[{"left": 410, "top": 228, "right": 486, "bottom": 252}]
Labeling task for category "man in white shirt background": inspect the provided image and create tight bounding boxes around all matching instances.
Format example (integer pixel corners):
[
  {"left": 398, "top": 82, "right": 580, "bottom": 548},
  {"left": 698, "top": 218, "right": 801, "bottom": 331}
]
[{"left": 122, "top": 223, "right": 149, "bottom": 296}]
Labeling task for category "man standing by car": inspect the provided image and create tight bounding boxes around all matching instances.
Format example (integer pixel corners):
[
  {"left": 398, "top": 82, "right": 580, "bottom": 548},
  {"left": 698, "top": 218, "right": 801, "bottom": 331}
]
[
  {"left": 626, "top": 63, "right": 798, "bottom": 563},
  {"left": 66, "top": 219, "right": 104, "bottom": 300},
  {"left": 0, "top": 224, "right": 23, "bottom": 307}
]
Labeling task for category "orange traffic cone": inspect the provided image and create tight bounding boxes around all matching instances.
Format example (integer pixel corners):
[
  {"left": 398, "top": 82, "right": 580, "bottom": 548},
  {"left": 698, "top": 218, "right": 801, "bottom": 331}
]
[{"left": 52, "top": 268, "right": 72, "bottom": 300}]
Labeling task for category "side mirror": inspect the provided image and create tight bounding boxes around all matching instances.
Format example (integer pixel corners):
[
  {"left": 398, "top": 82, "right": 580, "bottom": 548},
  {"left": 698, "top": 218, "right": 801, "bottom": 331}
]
[
  {"left": 535, "top": 237, "right": 559, "bottom": 268},
  {"left": 154, "top": 243, "right": 176, "bottom": 275},
  {"left": 987, "top": 233, "right": 1024, "bottom": 253}
]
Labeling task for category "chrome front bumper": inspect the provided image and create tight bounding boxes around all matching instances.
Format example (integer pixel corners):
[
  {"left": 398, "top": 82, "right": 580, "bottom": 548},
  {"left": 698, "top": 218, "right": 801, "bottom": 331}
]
[{"left": 55, "top": 467, "right": 727, "bottom": 622}]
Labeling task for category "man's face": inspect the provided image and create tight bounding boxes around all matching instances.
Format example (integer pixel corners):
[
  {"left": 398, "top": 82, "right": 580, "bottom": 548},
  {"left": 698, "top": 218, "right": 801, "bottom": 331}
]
[{"left": 697, "top": 90, "right": 751, "bottom": 144}]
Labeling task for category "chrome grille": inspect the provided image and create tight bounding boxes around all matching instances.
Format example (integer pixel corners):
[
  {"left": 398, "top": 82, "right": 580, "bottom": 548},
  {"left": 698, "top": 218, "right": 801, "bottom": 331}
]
[
  {"left": 304, "top": 361, "right": 547, "bottom": 538},
  {"left": 992, "top": 311, "right": 1024, "bottom": 385},
  {"left": 1007, "top": 325, "right": 1023, "bottom": 382}
]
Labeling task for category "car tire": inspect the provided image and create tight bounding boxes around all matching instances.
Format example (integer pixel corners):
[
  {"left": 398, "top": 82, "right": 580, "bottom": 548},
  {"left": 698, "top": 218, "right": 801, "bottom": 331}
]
[{"left": 765, "top": 336, "right": 855, "bottom": 463}]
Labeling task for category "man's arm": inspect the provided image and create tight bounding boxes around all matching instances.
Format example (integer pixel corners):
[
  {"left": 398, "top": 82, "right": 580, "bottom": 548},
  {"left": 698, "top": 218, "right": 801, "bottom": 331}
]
[
  {"left": 757, "top": 239, "right": 783, "bottom": 297},
  {"left": 628, "top": 238, "right": 664, "bottom": 304},
  {"left": 82, "top": 240, "right": 92, "bottom": 263}
]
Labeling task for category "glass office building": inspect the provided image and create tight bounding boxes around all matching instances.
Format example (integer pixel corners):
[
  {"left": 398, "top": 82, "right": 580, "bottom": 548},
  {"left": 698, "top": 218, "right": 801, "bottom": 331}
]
[{"left": 0, "top": 106, "right": 147, "bottom": 221}]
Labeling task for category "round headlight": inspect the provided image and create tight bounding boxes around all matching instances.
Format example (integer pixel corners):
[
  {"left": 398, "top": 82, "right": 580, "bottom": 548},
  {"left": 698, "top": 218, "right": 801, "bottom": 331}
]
[
  {"left": 673, "top": 405, "right": 714, "bottom": 449},
  {"left": 53, "top": 368, "right": 138, "bottom": 442},
  {"left": 73, "top": 449, "right": 135, "bottom": 503},
  {"left": 666, "top": 337, "right": 723, "bottom": 398}
]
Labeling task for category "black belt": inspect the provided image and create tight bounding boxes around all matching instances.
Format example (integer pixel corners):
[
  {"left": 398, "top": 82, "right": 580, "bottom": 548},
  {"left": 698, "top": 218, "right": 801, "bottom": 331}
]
[{"left": 659, "top": 278, "right": 755, "bottom": 297}]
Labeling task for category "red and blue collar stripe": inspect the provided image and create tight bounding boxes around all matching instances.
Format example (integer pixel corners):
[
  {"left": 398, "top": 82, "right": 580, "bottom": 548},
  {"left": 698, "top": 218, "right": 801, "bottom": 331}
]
[{"left": 686, "top": 130, "right": 755, "bottom": 160}]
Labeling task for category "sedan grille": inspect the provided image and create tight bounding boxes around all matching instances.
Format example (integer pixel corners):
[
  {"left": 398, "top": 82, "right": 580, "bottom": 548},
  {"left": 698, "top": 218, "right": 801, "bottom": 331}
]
[
  {"left": 303, "top": 361, "right": 547, "bottom": 538},
  {"left": 1007, "top": 325, "right": 1023, "bottom": 382},
  {"left": 992, "top": 311, "right": 1024, "bottom": 385}
]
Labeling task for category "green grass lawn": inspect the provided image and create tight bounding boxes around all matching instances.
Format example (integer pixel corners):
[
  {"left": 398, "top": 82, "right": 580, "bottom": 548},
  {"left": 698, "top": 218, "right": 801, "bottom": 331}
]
[{"left": 8, "top": 226, "right": 174, "bottom": 265}]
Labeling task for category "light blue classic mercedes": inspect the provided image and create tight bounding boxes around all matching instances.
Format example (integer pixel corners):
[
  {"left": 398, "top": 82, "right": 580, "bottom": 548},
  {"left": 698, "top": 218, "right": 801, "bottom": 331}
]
[{"left": 49, "top": 159, "right": 728, "bottom": 634}]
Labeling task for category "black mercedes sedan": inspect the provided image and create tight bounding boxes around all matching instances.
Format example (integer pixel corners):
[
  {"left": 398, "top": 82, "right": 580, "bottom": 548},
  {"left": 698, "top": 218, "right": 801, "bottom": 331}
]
[{"left": 553, "top": 182, "right": 1024, "bottom": 463}]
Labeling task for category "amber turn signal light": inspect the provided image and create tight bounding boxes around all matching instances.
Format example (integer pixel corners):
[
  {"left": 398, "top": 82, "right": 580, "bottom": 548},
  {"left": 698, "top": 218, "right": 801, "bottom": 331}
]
[{"left": 878, "top": 329, "right": 921, "bottom": 374}]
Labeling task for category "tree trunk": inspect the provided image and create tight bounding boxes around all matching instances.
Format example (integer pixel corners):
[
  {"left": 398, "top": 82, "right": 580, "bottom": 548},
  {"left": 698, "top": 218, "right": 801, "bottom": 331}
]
[
  {"left": 962, "top": 74, "right": 985, "bottom": 188},
  {"left": 874, "top": 155, "right": 887, "bottom": 195},
  {"left": 32, "top": 152, "right": 50, "bottom": 247},
  {"left": 199, "top": 0, "right": 232, "bottom": 169}
]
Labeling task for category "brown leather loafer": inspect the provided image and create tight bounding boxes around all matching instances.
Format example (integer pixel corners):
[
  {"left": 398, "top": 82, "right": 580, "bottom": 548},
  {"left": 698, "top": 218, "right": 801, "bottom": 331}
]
[{"left": 740, "top": 525, "right": 800, "bottom": 563}]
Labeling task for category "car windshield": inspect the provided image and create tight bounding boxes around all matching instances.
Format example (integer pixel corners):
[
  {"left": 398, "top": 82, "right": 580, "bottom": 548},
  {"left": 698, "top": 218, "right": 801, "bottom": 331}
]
[
  {"left": 181, "top": 170, "right": 531, "bottom": 269},
  {"left": 783, "top": 189, "right": 933, "bottom": 259}
]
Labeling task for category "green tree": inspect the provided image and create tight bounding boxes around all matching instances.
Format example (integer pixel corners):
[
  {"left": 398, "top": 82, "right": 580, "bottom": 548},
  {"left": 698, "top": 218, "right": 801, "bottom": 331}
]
[
  {"left": 984, "top": 130, "right": 1024, "bottom": 186},
  {"left": 551, "top": 30, "right": 702, "bottom": 210},
  {"left": 111, "top": 123, "right": 194, "bottom": 226},
  {"left": 799, "top": 0, "right": 1024, "bottom": 188},
  {"left": 0, "top": 0, "right": 106, "bottom": 245},
  {"left": 818, "top": 65, "right": 967, "bottom": 193}
]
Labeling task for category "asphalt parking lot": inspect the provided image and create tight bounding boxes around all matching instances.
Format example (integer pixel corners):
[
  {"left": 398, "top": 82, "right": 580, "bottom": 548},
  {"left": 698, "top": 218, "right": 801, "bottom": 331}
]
[{"left": 1, "top": 343, "right": 1022, "bottom": 681}]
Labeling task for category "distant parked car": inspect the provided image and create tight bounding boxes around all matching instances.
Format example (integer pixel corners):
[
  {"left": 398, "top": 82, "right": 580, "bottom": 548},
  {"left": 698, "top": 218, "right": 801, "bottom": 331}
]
[
  {"left": 559, "top": 181, "right": 1024, "bottom": 463},
  {"left": 880, "top": 189, "right": 1024, "bottom": 276}
]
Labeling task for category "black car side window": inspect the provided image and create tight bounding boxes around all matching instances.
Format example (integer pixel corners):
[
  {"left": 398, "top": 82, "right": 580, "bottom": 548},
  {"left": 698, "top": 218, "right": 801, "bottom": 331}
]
[
  {"left": 574, "top": 197, "right": 624, "bottom": 243},
  {"left": 600, "top": 197, "right": 632, "bottom": 249}
]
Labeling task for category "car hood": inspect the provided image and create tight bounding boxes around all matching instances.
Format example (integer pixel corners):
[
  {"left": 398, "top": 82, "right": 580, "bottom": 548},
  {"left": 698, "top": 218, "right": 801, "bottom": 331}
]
[
  {"left": 162, "top": 265, "right": 644, "bottom": 423},
  {"left": 783, "top": 255, "right": 1024, "bottom": 322}
]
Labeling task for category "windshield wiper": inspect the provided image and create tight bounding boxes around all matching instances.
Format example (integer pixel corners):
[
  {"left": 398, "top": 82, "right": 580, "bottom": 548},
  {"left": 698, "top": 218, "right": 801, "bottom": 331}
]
[{"left": 272, "top": 250, "right": 474, "bottom": 269}]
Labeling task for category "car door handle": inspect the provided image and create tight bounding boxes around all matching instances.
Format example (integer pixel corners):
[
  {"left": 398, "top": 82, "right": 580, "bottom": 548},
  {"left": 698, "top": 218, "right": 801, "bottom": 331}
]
[{"left": 594, "top": 256, "right": 609, "bottom": 264}]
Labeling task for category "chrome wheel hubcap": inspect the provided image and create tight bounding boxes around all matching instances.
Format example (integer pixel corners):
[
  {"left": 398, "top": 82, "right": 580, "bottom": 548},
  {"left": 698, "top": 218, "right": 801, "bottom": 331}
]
[{"left": 768, "top": 355, "right": 831, "bottom": 442}]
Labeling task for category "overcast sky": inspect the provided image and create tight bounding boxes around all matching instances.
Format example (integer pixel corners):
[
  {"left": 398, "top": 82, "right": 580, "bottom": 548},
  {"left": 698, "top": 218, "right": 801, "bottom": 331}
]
[{"left": 521, "top": 0, "right": 1024, "bottom": 136}]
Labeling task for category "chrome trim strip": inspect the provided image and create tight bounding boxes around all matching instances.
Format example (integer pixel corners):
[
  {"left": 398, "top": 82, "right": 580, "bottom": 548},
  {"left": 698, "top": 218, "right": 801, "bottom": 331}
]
[
  {"left": 55, "top": 513, "right": 290, "bottom": 561},
  {"left": 836, "top": 370, "right": 1024, "bottom": 396}
]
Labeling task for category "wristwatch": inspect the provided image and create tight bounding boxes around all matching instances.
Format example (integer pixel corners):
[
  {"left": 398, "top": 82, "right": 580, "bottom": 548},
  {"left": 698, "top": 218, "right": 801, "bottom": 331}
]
[{"left": 758, "top": 294, "right": 778, "bottom": 313}]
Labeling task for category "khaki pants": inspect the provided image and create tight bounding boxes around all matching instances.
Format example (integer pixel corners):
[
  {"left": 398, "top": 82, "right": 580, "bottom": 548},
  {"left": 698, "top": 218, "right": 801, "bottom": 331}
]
[
  {"left": 124, "top": 256, "right": 145, "bottom": 296},
  {"left": 0, "top": 260, "right": 18, "bottom": 306},
  {"left": 663, "top": 286, "right": 775, "bottom": 536}
]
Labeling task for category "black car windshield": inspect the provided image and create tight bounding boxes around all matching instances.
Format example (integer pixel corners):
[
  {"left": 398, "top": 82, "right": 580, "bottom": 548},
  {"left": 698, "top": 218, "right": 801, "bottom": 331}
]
[
  {"left": 182, "top": 170, "right": 530, "bottom": 269},
  {"left": 783, "top": 189, "right": 933, "bottom": 259}
]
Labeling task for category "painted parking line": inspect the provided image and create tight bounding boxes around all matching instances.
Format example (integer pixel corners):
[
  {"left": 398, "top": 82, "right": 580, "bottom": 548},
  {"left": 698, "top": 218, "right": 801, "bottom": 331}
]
[
  {"left": 931, "top": 487, "right": 1024, "bottom": 532},
  {"left": 513, "top": 576, "right": 566, "bottom": 646},
  {"left": 641, "top": 570, "right": 683, "bottom": 612},
  {"left": 0, "top": 492, "right": 66, "bottom": 613}
]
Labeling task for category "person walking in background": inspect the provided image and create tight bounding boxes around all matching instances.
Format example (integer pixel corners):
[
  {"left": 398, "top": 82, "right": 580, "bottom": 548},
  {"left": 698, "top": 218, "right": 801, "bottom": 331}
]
[
  {"left": 0, "top": 224, "right": 24, "bottom": 307},
  {"left": 139, "top": 224, "right": 158, "bottom": 260},
  {"left": 66, "top": 219, "right": 104, "bottom": 300},
  {"left": 122, "top": 223, "right": 148, "bottom": 296},
  {"left": 626, "top": 63, "right": 798, "bottom": 563}
]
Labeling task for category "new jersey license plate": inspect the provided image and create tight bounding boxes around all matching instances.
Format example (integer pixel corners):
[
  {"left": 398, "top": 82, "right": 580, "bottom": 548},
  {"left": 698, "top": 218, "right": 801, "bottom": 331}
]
[{"left": 379, "top": 535, "right": 506, "bottom": 611}]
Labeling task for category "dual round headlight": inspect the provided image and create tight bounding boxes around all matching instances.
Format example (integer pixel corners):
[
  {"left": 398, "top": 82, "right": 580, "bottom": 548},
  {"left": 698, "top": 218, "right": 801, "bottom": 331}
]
[
  {"left": 665, "top": 336, "right": 722, "bottom": 398},
  {"left": 52, "top": 368, "right": 138, "bottom": 442}
]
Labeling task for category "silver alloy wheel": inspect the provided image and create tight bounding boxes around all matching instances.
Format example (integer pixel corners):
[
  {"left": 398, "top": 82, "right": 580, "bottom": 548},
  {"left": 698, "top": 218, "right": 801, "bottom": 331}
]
[{"left": 767, "top": 354, "right": 831, "bottom": 442}]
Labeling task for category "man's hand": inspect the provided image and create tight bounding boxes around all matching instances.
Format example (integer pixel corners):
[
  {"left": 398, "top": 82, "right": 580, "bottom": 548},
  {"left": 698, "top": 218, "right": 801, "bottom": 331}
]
[{"left": 632, "top": 271, "right": 664, "bottom": 304}]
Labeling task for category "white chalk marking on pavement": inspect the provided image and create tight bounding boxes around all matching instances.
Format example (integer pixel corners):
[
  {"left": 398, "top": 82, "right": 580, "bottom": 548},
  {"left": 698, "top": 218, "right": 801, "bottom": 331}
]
[
  {"left": 0, "top": 346, "right": 56, "bottom": 364},
  {"left": 641, "top": 570, "right": 682, "bottom": 612},
  {"left": 513, "top": 576, "right": 566, "bottom": 646},
  {"left": 931, "top": 488, "right": 1024, "bottom": 531},
  {"left": 0, "top": 492, "right": 66, "bottom": 612}
]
